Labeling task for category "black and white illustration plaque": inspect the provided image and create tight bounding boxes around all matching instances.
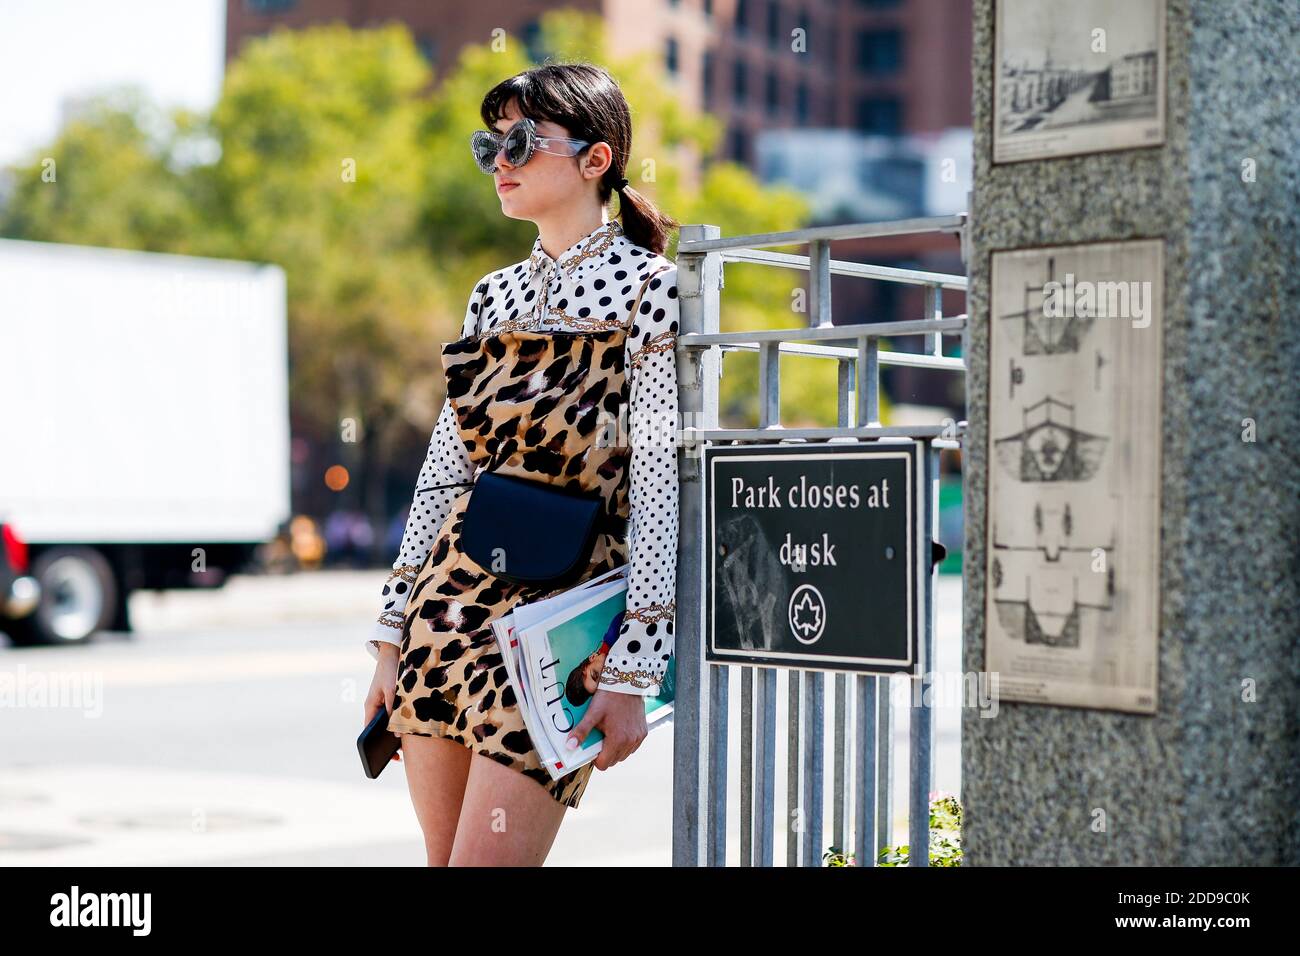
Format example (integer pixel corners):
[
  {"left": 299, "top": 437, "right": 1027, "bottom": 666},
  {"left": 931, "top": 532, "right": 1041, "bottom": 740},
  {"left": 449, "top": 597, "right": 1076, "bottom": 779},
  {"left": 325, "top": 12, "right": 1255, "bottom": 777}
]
[
  {"left": 993, "top": 0, "right": 1166, "bottom": 163},
  {"left": 988, "top": 239, "right": 1164, "bottom": 713},
  {"left": 704, "top": 441, "right": 926, "bottom": 675}
]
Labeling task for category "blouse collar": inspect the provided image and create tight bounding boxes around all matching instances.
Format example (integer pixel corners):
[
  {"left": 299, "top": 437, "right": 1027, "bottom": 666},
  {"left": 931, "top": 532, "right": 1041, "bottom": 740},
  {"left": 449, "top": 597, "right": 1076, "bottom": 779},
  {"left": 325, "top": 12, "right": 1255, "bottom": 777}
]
[{"left": 527, "top": 218, "right": 626, "bottom": 285}]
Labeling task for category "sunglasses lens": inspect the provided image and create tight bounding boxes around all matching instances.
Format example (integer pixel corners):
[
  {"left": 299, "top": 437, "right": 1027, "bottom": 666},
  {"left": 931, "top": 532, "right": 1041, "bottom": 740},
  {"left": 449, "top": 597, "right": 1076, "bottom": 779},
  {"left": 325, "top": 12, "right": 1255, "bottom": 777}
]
[
  {"left": 471, "top": 133, "right": 499, "bottom": 172},
  {"left": 503, "top": 123, "right": 531, "bottom": 165}
]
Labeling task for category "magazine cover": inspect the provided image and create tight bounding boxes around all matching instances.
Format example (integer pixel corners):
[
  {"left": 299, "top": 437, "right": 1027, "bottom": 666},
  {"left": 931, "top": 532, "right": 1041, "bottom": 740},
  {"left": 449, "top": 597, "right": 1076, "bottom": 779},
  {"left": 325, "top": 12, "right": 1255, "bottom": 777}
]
[
  {"left": 489, "top": 564, "right": 634, "bottom": 771},
  {"left": 520, "top": 580, "right": 675, "bottom": 781}
]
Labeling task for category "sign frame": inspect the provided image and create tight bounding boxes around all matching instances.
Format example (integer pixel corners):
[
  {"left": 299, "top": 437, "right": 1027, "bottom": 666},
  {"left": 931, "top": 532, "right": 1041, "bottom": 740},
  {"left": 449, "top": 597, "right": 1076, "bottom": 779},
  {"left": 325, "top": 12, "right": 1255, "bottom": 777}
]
[{"left": 702, "top": 439, "right": 932, "bottom": 677}]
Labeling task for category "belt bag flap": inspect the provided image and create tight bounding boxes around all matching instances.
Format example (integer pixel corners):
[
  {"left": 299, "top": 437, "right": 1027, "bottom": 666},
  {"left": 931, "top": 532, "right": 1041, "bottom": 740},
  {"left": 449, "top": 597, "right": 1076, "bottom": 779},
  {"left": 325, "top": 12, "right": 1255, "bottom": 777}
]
[{"left": 460, "top": 470, "right": 605, "bottom": 587}]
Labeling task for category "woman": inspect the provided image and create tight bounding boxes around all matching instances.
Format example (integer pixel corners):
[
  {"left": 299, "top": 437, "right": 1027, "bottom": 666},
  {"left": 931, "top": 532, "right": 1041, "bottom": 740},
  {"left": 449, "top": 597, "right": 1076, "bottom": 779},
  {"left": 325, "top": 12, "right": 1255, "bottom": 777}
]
[{"left": 362, "top": 63, "right": 681, "bottom": 866}]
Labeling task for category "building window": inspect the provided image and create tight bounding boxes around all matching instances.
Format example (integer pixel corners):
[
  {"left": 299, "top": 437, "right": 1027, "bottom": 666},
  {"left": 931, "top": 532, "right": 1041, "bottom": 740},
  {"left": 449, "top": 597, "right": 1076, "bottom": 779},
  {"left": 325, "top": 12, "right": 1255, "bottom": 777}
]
[
  {"left": 856, "top": 96, "right": 902, "bottom": 134},
  {"left": 856, "top": 29, "right": 902, "bottom": 75},
  {"left": 736, "top": 0, "right": 749, "bottom": 34},
  {"left": 729, "top": 125, "right": 749, "bottom": 163},
  {"left": 765, "top": 70, "right": 780, "bottom": 114},
  {"left": 704, "top": 0, "right": 714, "bottom": 17},
  {"left": 244, "top": 0, "right": 297, "bottom": 11},
  {"left": 795, "top": 82, "right": 809, "bottom": 124},
  {"left": 521, "top": 19, "right": 545, "bottom": 62},
  {"left": 766, "top": 1, "right": 781, "bottom": 47},
  {"left": 666, "top": 36, "right": 679, "bottom": 76},
  {"left": 733, "top": 60, "right": 748, "bottom": 104},
  {"left": 856, "top": 0, "right": 901, "bottom": 7},
  {"left": 702, "top": 50, "right": 715, "bottom": 107}
]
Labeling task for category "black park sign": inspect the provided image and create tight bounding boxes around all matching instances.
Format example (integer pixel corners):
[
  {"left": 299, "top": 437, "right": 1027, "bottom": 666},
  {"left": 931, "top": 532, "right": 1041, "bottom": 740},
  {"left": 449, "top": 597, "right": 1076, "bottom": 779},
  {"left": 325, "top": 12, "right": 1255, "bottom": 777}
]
[{"left": 704, "top": 441, "right": 926, "bottom": 675}]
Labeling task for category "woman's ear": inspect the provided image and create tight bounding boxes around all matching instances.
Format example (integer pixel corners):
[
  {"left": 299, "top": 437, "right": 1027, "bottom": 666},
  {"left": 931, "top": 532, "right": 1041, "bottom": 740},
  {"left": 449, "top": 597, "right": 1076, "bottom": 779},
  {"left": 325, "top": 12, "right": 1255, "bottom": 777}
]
[{"left": 583, "top": 141, "right": 614, "bottom": 180}]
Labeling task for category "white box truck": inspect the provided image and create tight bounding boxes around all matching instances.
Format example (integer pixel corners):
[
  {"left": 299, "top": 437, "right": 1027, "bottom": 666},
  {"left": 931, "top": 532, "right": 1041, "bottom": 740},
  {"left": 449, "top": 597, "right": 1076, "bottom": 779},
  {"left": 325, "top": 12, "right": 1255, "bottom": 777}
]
[{"left": 0, "top": 238, "right": 290, "bottom": 645}]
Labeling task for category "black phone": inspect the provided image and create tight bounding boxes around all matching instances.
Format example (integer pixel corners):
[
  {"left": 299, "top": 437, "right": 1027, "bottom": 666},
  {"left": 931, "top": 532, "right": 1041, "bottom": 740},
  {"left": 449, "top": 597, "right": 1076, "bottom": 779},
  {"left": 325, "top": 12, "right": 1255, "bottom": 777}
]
[{"left": 358, "top": 705, "right": 402, "bottom": 779}]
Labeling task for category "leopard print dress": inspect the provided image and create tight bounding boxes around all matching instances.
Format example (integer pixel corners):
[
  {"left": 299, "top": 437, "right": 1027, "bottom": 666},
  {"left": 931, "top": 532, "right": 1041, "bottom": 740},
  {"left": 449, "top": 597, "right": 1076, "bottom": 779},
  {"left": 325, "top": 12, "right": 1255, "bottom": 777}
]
[{"left": 384, "top": 267, "right": 669, "bottom": 809}]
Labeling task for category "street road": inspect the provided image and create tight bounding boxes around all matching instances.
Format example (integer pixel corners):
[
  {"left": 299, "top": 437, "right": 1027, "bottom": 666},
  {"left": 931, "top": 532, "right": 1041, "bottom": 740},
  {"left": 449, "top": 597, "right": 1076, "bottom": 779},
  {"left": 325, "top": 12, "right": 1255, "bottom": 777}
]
[{"left": 0, "top": 570, "right": 964, "bottom": 866}]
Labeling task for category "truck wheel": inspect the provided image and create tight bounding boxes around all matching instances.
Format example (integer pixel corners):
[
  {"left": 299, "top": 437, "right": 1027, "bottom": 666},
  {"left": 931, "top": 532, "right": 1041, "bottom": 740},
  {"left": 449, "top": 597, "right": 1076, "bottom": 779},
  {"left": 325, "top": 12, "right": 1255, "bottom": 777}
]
[{"left": 21, "top": 547, "right": 119, "bottom": 646}]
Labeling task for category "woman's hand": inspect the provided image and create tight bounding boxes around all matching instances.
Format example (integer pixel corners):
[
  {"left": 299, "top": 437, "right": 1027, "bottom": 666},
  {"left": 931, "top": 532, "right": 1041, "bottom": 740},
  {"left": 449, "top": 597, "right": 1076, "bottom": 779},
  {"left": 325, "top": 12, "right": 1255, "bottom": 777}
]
[
  {"left": 566, "top": 689, "right": 648, "bottom": 770},
  {"left": 364, "top": 644, "right": 403, "bottom": 763}
]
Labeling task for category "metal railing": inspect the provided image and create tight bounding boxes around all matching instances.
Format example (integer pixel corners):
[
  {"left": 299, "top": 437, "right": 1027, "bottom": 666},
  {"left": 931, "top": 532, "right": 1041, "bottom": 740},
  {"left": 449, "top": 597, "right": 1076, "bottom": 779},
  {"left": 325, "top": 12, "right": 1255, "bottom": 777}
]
[{"left": 670, "top": 214, "right": 969, "bottom": 867}]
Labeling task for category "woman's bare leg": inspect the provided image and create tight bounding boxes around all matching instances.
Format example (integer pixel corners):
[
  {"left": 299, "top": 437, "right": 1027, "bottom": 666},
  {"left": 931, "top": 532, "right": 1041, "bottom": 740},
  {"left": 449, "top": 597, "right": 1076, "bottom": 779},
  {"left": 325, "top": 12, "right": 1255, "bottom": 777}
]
[
  {"left": 448, "top": 753, "right": 567, "bottom": 866},
  {"left": 398, "top": 733, "right": 474, "bottom": 866}
]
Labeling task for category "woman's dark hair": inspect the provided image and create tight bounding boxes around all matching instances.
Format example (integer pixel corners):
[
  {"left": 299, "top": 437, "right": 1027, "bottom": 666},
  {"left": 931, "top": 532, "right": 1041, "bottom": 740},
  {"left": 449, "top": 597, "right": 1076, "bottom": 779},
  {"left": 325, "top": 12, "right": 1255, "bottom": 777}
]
[{"left": 479, "top": 62, "right": 679, "bottom": 255}]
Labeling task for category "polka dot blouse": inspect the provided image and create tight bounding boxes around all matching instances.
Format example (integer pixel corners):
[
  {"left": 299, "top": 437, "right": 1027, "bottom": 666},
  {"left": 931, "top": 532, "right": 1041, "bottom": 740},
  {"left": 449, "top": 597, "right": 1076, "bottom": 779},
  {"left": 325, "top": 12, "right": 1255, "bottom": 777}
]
[{"left": 367, "top": 219, "right": 679, "bottom": 698}]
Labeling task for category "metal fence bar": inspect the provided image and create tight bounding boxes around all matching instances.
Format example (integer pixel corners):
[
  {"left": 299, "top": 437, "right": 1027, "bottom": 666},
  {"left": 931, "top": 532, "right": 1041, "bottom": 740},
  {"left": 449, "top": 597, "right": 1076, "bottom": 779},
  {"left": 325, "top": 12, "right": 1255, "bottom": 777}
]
[
  {"left": 833, "top": 672, "right": 847, "bottom": 856},
  {"left": 682, "top": 316, "right": 966, "bottom": 345},
  {"left": 876, "top": 678, "right": 893, "bottom": 860},
  {"left": 672, "top": 223, "right": 721, "bottom": 867},
  {"left": 683, "top": 424, "right": 960, "bottom": 442},
  {"left": 717, "top": 248, "right": 966, "bottom": 291},
  {"left": 707, "top": 663, "right": 728, "bottom": 866},
  {"left": 755, "top": 667, "right": 777, "bottom": 866},
  {"left": 801, "top": 670, "right": 826, "bottom": 866},
  {"left": 907, "top": 441, "right": 942, "bottom": 866},
  {"left": 808, "top": 239, "right": 832, "bottom": 327},
  {"left": 855, "top": 675, "right": 878, "bottom": 866},
  {"left": 759, "top": 339, "right": 780, "bottom": 428},
  {"left": 858, "top": 336, "right": 880, "bottom": 426},
  {"left": 923, "top": 283, "right": 944, "bottom": 356},
  {"left": 676, "top": 214, "right": 966, "bottom": 253},
  {"left": 740, "top": 666, "right": 754, "bottom": 866},
  {"left": 786, "top": 669, "right": 800, "bottom": 866},
  {"left": 832, "top": 356, "right": 851, "bottom": 861},
  {"left": 701, "top": 338, "right": 966, "bottom": 371}
]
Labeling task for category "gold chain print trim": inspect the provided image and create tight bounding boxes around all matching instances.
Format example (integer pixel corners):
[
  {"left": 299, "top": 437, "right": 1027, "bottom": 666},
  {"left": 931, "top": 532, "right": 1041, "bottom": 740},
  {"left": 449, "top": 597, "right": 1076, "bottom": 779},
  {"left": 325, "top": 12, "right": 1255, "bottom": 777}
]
[
  {"left": 557, "top": 220, "right": 622, "bottom": 275},
  {"left": 597, "top": 665, "right": 660, "bottom": 691},
  {"left": 629, "top": 330, "right": 675, "bottom": 371},
  {"left": 624, "top": 600, "right": 675, "bottom": 624},
  {"left": 527, "top": 220, "right": 623, "bottom": 281},
  {"left": 387, "top": 564, "right": 421, "bottom": 586},
  {"left": 546, "top": 304, "right": 627, "bottom": 331}
]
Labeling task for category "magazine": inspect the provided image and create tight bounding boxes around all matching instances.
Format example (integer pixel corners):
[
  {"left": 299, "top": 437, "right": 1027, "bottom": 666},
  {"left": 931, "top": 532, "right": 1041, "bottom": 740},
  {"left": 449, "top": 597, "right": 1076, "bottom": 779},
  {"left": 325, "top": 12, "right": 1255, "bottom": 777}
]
[
  {"left": 490, "top": 565, "right": 675, "bottom": 782},
  {"left": 489, "top": 565, "right": 634, "bottom": 773}
]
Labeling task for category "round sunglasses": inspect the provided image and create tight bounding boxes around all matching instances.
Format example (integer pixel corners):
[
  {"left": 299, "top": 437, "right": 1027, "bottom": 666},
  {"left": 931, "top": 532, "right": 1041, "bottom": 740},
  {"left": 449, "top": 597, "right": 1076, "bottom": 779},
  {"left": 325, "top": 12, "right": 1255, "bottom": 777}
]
[{"left": 470, "top": 117, "right": 591, "bottom": 174}]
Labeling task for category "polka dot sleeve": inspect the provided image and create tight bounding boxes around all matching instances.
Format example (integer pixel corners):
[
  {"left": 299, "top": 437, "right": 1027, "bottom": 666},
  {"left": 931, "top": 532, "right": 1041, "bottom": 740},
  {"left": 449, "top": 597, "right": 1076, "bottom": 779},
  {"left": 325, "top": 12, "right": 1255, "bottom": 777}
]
[
  {"left": 365, "top": 277, "right": 488, "bottom": 660},
  {"left": 599, "top": 266, "right": 680, "bottom": 696}
]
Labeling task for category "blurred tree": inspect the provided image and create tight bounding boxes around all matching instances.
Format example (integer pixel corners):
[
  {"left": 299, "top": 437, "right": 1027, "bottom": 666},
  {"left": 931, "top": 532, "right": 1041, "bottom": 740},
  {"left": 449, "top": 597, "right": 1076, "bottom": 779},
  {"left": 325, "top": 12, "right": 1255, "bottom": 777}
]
[{"left": 0, "top": 86, "right": 201, "bottom": 252}]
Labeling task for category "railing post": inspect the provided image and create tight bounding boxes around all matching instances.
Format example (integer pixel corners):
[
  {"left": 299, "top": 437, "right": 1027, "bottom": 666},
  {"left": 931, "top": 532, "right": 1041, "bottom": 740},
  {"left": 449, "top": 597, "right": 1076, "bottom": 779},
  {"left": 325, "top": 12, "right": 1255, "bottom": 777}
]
[
  {"left": 923, "top": 283, "right": 943, "bottom": 356},
  {"left": 808, "top": 238, "right": 832, "bottom": 328},
  {"left": 673, "top": 224, "right": 722, "bottom": 867}
]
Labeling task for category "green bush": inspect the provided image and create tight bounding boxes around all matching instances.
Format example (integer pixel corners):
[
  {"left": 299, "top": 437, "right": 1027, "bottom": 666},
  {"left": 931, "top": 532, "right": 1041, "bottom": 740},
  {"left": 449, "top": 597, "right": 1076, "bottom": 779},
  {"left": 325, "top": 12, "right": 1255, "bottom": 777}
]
[{"left": 822, "top": 792, "right": 962, "bottom": 867}]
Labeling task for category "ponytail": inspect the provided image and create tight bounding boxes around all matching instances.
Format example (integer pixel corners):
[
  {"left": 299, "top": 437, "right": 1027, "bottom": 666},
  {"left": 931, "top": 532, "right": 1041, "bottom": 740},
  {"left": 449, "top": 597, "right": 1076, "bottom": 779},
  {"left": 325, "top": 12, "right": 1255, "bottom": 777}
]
[{"left": 607, "top": 175, "right": 679, "bottom": 255}]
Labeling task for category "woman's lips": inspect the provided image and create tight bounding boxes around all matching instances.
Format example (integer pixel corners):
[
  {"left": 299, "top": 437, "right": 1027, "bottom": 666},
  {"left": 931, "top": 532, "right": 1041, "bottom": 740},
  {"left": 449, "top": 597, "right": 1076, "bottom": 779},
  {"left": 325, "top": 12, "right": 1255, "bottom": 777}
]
[{"left": 497, "top": 181, "right": 519, "bottom": 193}]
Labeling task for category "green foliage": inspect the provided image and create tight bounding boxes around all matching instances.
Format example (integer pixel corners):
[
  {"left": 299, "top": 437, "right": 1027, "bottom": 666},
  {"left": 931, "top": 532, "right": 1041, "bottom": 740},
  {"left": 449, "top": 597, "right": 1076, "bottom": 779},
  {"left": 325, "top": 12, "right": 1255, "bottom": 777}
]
[
  {"left": 823, "top": 792, "right": 963, "bottom": 867},
  {"left": 0, "top": 86, "right": 202, "bottom": 252}
]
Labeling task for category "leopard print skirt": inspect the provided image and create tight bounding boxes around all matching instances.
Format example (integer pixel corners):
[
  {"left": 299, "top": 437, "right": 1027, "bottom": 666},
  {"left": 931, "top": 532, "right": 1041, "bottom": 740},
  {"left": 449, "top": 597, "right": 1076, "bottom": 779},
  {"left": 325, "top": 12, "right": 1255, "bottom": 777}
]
[{"left": 385, "top": 327, "right": 634, "bottom": 810}]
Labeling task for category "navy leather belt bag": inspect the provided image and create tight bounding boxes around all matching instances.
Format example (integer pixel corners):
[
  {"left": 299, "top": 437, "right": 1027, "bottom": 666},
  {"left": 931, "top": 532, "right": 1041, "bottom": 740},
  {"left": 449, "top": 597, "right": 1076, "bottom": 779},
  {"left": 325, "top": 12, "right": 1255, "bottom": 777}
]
[{"left": 457, "top": 470, "right": 628, "bottom": 588}]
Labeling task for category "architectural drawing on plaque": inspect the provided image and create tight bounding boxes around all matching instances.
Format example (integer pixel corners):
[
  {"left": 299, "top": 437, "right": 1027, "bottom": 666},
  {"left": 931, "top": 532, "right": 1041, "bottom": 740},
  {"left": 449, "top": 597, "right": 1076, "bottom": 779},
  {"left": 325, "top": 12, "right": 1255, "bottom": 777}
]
[
  {"left": 993, "top": 0, "right": 1167, "bottom": 163},
  {"left": 987, "top": 239, "right": 1163, "bottom": 713},
  {"left": 991, "top": 499, "right": 1116, "bottom": 650},
  {"left": 994, "top": 396, "right": 1108, "bottom": 482},
  {"left": 997, "top": 256, "right": 1099, "bottom": 354}
]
